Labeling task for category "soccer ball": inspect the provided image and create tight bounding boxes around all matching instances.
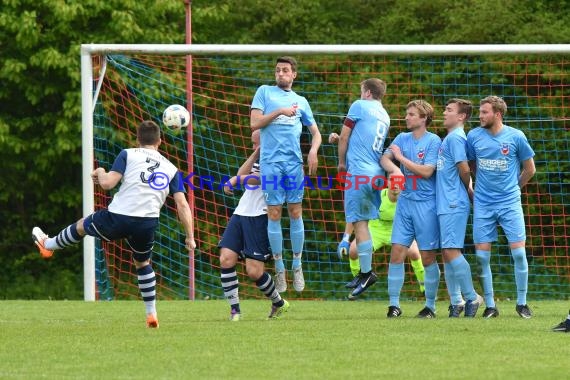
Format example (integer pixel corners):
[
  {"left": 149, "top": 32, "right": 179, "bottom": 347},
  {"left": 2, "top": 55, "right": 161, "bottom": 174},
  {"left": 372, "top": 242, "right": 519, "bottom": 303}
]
[{"left": 162, "top": 104, "right": 190, "bottom": 130}]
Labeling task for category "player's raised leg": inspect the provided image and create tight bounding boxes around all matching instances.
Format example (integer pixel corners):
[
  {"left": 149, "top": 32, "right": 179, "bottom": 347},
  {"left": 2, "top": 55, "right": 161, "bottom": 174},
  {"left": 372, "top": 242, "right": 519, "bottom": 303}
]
[
  {"left": 32, "top": 218, "right": 85, "bottom": 258},
  {"left": 348, "top": 220, "right": 377, "bottom": 299}
]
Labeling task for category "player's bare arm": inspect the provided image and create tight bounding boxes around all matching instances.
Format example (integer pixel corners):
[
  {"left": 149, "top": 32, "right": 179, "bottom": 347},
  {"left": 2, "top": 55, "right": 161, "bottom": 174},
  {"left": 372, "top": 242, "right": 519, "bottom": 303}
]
[
  {"left": 173, "top": 192, "right": 196, "bottom": 251},
  {"left": 91, "top": 167, "right": 122, "bottom": 190},
  {"left": 457, "top": 160, "right": 472, "bottom": 193},
  {"left": 390, "top": 144, "right": 435, "bottom": 179},
  {"left": 307, "top": 124, "right": 322, "bottom": 175},
  {"left": 250, "top": 107, "right": 297, "bottom": 131},
  {"left": 337, "top": 124, "right": 352, "bottom": 173},
  {"left": 224, "top": 147, "right": 262, "bottom": 195},
  {"left": 518, "top": 157, "right": 536, "bottom": 188},
  {"left": 381, "top": 150, "right": 404, "bottom": 178}
]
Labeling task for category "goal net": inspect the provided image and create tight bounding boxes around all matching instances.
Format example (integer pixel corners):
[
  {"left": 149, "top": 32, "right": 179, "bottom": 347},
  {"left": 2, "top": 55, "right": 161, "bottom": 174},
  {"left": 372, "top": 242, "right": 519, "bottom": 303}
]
[{"left": 82, "top": 45, "right": 570, "bottom": 301}]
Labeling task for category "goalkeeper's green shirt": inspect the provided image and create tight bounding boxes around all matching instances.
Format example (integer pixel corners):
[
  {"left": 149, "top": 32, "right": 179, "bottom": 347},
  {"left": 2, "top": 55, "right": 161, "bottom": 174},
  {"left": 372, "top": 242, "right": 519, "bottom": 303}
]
[{"left": 369, "top": 188, "right": 397, "bottom": 250}]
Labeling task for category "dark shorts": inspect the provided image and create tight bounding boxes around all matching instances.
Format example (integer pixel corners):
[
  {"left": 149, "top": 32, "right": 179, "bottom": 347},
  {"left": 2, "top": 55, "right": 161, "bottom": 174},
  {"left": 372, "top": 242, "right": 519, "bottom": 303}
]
[
  {"left": 219, "top": 214, "right": 271, "bottom": 262},
  {"left": 83, "top": 210, "right": 158, "bottom": 261}
]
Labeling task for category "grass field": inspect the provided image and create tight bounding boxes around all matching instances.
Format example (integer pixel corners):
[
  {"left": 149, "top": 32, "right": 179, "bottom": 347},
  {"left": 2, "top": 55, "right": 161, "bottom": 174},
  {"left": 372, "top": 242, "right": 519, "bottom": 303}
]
[{"left": 1, "top": 300, "right": 569, "bottom": 379}]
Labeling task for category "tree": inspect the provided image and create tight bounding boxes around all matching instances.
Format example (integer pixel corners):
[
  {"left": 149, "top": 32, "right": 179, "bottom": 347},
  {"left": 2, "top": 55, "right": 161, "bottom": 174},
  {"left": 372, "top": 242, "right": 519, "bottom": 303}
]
[{"left": 0, "top": 0, "right": 186, "bottom": 298}]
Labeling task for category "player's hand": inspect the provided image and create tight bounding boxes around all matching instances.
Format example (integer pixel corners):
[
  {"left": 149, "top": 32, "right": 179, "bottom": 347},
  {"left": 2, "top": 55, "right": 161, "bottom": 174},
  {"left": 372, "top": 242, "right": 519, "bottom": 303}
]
[
  {"left": 328, "top": 133, "right": 340, "bottom": 144},
  {"left": 186, "top": 237, "right": 196, "bottom": 252},
  {"left": 337, "top": 163, "right": 347, "bottom": 174},
  {"left": 281, "top": 105, "right": 297, "bottom": 117},
  {"left": 90, "top": 167, "right": 105, "bottom": 184},
  {"left": 223, "top": 177, "right": 238, "bottom": 195},
  {"left": 337, "top": 240, "right": 350, "bottom": 260},
  {"left": 390, "top": 144, "right": 403, "bottom": 161},
  {"left": 223, "top": 183, "right": 234, "bottom": 195},
  {"left": 390, "top": 145, "right": 403, "bottom": 161},
  {"left": 307, "top": 150, "right": 318, "bottom": 175}
]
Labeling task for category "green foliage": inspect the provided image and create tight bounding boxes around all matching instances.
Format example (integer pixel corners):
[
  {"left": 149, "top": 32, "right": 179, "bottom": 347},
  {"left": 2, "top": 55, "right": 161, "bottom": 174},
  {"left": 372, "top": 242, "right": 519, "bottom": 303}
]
[
  {"left": 191, "top": 0, "right": 570, "bottom": 44},
  {"left": 0, "top": 0, "right": 185, "bottom": 299}
]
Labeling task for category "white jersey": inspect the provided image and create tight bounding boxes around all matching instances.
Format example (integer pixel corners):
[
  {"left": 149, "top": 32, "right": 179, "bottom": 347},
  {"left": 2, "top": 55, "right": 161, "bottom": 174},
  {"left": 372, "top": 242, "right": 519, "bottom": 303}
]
[
  {"left": 233, "top": 162, "right": 267, "bottom": 217},
  {"left": 108, "top": 148, "right": 181, "bottom": 218}
]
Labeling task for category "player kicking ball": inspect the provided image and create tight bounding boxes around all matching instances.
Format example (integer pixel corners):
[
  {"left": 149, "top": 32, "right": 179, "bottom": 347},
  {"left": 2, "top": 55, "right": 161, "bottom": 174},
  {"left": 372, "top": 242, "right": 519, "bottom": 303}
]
[{"left": 32, "top": 120, "right": 196, "bottom": 328}]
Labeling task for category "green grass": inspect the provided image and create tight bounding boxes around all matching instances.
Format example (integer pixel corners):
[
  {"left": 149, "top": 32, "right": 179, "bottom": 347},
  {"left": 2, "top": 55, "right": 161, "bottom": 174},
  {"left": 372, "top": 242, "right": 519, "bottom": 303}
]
[{"left": 1, "top": 300, "right": 569, "bottom": 379}]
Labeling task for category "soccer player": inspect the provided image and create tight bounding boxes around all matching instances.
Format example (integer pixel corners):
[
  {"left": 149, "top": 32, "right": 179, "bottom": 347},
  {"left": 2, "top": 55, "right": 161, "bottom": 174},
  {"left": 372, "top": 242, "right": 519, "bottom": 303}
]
[
  {"left": 250, "top": 56, "right": 322, "bottom": 293},
  {"left": 330, "top": 132, "right": 425, "bottom": 293},
  {"left": 219, "top": 130, "right": 289, "bottom": 321},
  {"left": 467, "top": 95, "right": 536, "bottom": 319},
  {"left": 552, "top": 310, "right": 570, "bottom": 332},
  {"left": 338, "top": 186, "right": 425, "bottom": 294},
  {"left": 337, "top": 78, "right": 390, "bottom": 300},
  {"left": 437, "top": 98, "right": 483, "bottom": 318},
  {"left": 381, "top": 100, "right": 441, "bottom": 318},
  {"left": 32, "top": 120, "right": 196, "bottom": 328}
]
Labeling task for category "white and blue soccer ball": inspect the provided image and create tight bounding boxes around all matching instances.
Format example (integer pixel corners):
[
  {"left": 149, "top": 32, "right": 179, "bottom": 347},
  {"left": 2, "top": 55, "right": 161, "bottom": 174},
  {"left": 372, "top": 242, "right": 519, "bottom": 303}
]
[{"left": 162, "top": 104, "right": 190, "bottom": 130}]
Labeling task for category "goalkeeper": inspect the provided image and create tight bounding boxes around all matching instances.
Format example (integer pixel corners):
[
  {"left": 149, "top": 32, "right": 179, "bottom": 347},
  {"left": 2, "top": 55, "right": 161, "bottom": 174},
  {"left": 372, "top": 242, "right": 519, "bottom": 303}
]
[{"left": 329, "top": 132, "right": 425, "bottom": 294}]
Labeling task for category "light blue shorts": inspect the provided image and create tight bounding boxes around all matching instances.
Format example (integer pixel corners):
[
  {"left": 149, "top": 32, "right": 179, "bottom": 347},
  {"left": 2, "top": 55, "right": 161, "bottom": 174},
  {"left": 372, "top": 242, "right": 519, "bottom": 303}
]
[
  {"left": 438, "top": 210, "right": 469, "bottom": 249},
  {"left": 261, "top": 161, "right": 304, "bottom": 206},
  {"left": 344, "top": 176, "right": 381, "bottom": 223},
  {"left": 392, "top": 196, "right": 440, "bottom": 251},
  {"left": 473, "top": 204, "right": 526, "bottom": 244}
]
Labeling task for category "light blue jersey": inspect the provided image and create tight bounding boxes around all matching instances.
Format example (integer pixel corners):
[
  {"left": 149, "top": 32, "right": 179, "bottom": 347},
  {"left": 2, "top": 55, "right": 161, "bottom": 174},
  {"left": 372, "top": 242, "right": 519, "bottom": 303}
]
[
  {"left": 251, "top": 85, "right": 316, "bottom": 165},
  {"left": 466, "top": 125, "right": 535, "bottom": 207},
  {"left": 386, "top": 131, "right": 441, "bottom": 201},
  {"left": 343, "top": 99, "right": 389, "bottom": 223},
  {"left": 436, "top": 127, "right": 470, "bottom": 215},
  {"left": 345, "top": 99, "right": 390, "bottom": 176}
]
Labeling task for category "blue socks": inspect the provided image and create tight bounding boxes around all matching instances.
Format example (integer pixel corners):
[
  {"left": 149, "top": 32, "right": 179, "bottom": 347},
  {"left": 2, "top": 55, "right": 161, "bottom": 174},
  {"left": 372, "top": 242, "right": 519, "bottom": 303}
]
[
  {"left": 424, "top": 263, "right": 440, "bottom": 311},
  {"left": 357, "top": 240, "right": 373, "bottom": 273},
  {"left": 268, "top": 219, "right": 284, "bottom": 272},
  {"left": 443, "top": 262, "right": 463, "bottom": 305},
  {"left": 511, "top": 247, "right": 528, "bottom": 305},
  {"left": 388, "top": 262, "right": 404, "bottom": 307},
  {"left": 290, "top": 217, "right": 304, "bottom": 269},
  {"left": 449, "top": 255, "right": 478, "bottom": 302},
  {"left": 476, "top": 249, "right": 495, "bottom": 308},
  {"left": 269, "top": 217, "right": 305, "bottom": 272}
]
